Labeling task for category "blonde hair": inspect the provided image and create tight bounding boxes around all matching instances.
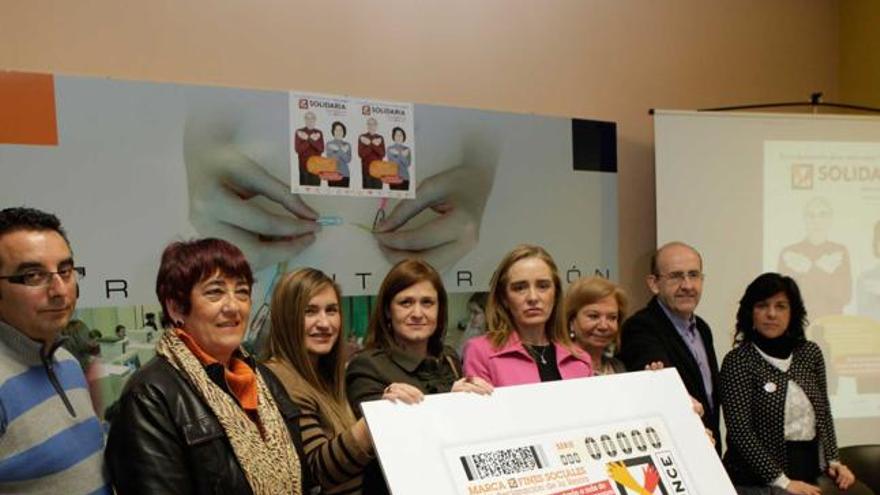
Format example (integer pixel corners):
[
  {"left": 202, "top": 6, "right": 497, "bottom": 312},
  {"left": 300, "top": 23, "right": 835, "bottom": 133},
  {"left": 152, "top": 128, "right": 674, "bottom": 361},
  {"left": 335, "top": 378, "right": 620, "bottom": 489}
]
[
  {"left": 265, "top": 268, "right": 354, "bottom": 433},
  {"left": 564, "top": 276, "right": 628, "bottom": 350},
  {"left": 485, "top": 244, "right": 572, "bottom": 349}
]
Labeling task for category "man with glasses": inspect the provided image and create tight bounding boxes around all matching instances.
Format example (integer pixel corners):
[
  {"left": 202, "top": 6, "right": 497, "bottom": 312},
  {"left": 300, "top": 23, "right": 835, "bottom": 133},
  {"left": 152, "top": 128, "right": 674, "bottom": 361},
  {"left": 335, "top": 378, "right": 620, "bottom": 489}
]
[
  {"left": 619, "top": 241, "right": 721, "bottom": 454},
  {"left": 0, "top": 207, "right": 109, "bottom": 493}
]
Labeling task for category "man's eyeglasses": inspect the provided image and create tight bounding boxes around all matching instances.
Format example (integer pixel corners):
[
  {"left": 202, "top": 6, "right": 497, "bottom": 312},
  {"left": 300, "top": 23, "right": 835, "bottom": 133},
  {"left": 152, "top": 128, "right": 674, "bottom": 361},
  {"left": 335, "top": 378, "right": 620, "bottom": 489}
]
[
  {"left": 0, "top": 266, "right": 85, "bottom": 287},
  {"left": 654, "top": 270, "right": 704, "bottom": 284}
]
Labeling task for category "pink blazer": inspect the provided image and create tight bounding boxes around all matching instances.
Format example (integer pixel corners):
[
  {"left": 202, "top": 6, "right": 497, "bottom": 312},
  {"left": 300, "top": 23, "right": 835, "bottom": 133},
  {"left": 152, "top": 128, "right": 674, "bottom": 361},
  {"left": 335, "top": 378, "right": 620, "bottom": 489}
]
[{"left": 462, "top": 332, "right": 593, "bottom": 387}]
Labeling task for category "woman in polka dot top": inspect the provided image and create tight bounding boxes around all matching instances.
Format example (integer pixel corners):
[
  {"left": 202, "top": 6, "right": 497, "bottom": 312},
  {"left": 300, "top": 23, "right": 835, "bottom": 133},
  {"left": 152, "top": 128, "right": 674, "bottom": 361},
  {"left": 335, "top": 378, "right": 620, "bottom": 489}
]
[{"left": 720, "top": 273, "right": 856, "bottom": 495}]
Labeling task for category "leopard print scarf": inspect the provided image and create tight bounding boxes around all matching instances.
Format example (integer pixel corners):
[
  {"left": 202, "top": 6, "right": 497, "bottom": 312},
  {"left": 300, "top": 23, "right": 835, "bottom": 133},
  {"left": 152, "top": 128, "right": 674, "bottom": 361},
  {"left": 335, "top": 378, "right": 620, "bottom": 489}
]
[{"left": 156, "top": 330, "right": 302, "bottom": 495}]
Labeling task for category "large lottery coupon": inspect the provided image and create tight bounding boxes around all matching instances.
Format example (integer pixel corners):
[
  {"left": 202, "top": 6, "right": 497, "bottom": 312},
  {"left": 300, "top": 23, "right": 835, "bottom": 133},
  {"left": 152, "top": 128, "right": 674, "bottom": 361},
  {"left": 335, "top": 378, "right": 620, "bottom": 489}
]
[
  {"left": 362, "top": 369, "right": 735, "bottom": 495},
  {"left": 446, "top": 418, "right": 689, "bottom": 495}
]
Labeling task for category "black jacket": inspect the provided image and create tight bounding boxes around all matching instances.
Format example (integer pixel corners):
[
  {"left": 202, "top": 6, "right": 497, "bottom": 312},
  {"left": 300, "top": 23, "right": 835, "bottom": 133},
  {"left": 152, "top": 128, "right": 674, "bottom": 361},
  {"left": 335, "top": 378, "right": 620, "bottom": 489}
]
[
  {"left": 106, "top": 355, "right": 314, "bottom": 494},
  {"left": 619, "top": 297, "right": 722, "bottom": 454}
]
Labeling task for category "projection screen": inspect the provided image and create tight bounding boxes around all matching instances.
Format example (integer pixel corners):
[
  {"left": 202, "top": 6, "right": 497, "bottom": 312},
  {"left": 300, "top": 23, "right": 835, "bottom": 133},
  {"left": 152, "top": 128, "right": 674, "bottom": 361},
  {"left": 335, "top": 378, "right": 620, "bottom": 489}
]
[{"left": 654, "top": 109, "right": 880, "bottom": 446}]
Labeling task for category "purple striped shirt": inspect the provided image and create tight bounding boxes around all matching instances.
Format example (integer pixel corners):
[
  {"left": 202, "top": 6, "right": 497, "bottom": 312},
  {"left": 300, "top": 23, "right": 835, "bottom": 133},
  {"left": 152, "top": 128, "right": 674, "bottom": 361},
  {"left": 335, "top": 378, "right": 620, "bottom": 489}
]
[{"left": 657, "top": 301, "right": 714, "bottom": 409}]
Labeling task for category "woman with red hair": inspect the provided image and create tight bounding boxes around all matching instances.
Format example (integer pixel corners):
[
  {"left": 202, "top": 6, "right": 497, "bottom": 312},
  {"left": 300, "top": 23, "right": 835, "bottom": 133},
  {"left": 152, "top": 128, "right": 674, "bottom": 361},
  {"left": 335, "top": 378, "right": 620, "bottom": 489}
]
[{"left": 106, "top": 238, "right": 311, "bottom": 495}]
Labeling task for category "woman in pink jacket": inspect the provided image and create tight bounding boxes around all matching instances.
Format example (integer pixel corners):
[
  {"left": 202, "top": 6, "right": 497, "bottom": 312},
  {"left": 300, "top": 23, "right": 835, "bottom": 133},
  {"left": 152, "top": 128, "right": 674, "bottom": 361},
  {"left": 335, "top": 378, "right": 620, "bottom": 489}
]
[{"left": 463, "top": 244, "right": 593, "bottom": 386}]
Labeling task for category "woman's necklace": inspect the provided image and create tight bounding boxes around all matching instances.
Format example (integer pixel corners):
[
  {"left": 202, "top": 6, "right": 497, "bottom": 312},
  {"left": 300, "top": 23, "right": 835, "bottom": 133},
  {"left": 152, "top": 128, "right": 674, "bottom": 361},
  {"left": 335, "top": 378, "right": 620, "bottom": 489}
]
[{"left": 525, "top": 344, "right": 549, "bottom": 365}]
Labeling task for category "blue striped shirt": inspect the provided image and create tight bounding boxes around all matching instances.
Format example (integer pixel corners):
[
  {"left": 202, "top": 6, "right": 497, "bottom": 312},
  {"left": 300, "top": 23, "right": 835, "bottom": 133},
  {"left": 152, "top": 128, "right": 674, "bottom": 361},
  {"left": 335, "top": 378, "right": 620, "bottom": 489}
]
[{"left": 0, "top": 320, "right": 110, "bottom": 494}]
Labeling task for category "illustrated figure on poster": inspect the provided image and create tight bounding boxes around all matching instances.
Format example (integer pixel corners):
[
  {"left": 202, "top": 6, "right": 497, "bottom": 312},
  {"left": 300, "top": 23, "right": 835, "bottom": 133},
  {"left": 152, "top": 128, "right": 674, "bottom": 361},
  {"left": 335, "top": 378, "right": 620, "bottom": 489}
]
[
  {"left": 778, "top": 197, "right": 852, "bottom": 319},
  {"left": 324, "top": 121, "right": 351, "bottom": 188},
  {"left": 386, "top": 126, "right": 412, "bottom": 191},
  {"left": 294, "top": 111, "right": 325, "bottom": 186},
  {"left": 359, "top": 117, "right": 386, "bottom": 190},
  {"left": 856, "top": 219, "right": 880, "bottom": 321}
]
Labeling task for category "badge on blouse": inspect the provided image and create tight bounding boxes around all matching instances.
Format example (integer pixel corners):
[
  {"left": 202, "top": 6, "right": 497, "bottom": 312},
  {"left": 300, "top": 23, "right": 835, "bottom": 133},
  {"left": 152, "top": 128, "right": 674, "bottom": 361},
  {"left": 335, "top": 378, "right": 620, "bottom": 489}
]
[{"left": 764, "top": 382, "right": 777, "bottom": 393}]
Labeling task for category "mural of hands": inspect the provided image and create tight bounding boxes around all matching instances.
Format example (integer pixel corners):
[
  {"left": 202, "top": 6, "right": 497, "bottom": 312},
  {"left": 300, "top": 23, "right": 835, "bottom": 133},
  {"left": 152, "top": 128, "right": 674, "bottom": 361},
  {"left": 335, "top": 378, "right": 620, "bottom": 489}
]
[
  {"left": 373, "top": 164, "right": 494, "bottom": 272},
  {"left": 183, "top": 102, "right": 500, "bottom": 275},
  {"left": 184, "top": 113, "right": 320, "bottom": 270}
]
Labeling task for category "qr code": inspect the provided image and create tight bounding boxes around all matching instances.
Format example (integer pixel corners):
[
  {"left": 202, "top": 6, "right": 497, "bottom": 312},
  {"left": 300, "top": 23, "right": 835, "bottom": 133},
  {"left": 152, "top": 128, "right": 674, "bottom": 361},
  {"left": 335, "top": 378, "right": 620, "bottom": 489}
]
[{"left": 459, "top": 445, "right": 547, "bottom": 481}]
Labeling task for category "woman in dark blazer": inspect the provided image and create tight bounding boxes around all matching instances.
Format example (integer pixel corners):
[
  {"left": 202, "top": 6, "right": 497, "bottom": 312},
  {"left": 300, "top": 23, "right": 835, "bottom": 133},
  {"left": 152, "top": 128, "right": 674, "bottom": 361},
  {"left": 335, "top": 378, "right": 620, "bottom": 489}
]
[
  {"left": 721, "top": 273, "right": 855, "bottom": 495},
  {"left": 346, "top": 259, "right": 492, "bottom": 494}
]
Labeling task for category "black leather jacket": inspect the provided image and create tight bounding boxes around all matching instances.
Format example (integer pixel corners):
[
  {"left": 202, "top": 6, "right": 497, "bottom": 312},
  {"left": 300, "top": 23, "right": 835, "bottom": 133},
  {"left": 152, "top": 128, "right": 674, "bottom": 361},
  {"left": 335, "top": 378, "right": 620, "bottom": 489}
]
[{"left": 106, "top": 355, "right": 315, "bottom": 494}]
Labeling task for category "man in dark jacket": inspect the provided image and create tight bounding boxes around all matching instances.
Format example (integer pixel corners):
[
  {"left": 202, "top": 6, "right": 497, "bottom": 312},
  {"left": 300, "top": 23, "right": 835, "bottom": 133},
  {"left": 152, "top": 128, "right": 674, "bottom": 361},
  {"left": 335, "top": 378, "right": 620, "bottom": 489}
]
[{"left": 619, "top": 241, "right": 721, "bottom": 454}]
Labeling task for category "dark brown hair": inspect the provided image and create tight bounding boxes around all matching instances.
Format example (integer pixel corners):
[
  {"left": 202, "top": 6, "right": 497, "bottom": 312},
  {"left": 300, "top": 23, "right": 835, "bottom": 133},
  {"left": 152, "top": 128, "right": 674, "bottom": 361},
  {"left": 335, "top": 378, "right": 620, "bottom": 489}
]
[{"left": 365, "top": 259, "right": 448, "bottom": 356}]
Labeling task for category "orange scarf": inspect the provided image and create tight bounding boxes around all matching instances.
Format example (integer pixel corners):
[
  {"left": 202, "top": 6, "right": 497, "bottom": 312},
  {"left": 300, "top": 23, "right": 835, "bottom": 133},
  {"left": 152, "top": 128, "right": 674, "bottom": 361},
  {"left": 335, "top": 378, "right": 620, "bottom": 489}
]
[{"left": 175, "top": 329, "right": 258, "bottom": 413}]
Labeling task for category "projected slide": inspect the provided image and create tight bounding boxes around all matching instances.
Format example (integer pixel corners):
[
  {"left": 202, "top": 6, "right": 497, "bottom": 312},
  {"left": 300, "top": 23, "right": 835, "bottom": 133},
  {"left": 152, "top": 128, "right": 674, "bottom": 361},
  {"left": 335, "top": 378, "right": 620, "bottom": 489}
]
[
  {"left": 655, "top": 110, "right": 880, "bottom": 442},
  {"left": 764, "top": 141, "right": 880, "bottom": 419}
]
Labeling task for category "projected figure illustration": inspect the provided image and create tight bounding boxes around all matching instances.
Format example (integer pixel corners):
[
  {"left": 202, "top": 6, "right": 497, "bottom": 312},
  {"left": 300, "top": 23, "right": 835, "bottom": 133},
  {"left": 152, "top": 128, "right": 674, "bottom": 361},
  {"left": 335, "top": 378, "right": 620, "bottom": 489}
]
[
  {"left": 857, "top": 220, "right": 880, "bottom": 321},
  {"left": 778, "top": 197, "right": 852, "bottom": 318}
]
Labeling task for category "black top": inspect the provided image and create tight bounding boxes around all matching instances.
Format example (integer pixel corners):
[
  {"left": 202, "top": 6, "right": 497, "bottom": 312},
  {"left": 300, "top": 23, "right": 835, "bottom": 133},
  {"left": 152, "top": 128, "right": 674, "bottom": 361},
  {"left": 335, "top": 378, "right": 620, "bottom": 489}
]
[
  {"left": 346, "top": 345, "right": 462, "bottom": 416},
  {"left": 345, "top": 346, "right": 462, "bottom": 495},
  {"left": 525, "top": 344, "right": 562, "bottom": 382},
  {"left": 105, "top": 356, "right": 314, "bottom": 495}
]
